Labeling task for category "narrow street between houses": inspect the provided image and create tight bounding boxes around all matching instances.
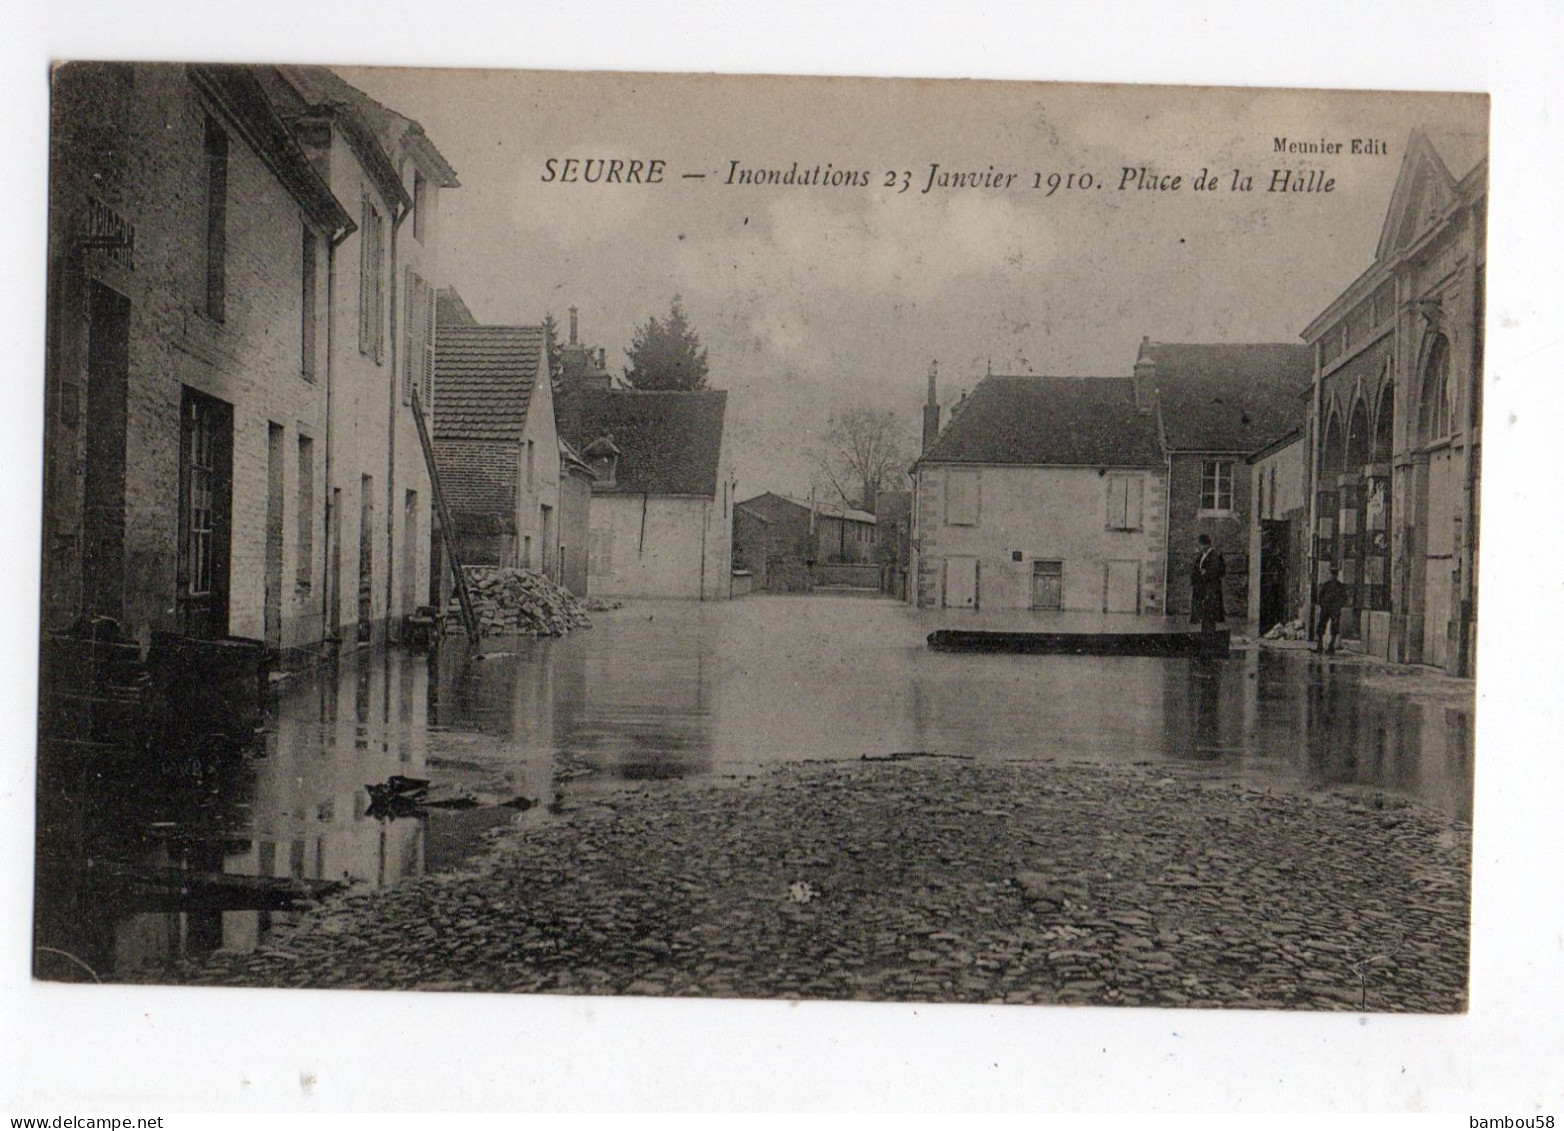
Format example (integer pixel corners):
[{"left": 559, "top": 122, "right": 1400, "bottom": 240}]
[{"left": 43, "top": 595, "right": 1473, "bottom": 1009}]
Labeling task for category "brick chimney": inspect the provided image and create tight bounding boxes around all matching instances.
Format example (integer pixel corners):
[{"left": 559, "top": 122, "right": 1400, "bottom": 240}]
[
  {"left": 1133, "top": 336, "right": 1158, "bottom": 413},
  {"left": 921, "top": 360, "right": 941, "bottom": 453}
]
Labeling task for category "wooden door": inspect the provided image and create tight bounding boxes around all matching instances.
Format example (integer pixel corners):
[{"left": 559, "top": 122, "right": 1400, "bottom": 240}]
[
  {"left": 945, "top": 556, "right": 979, "bottom": 609},
  {"left": 1105, "top": 559, "right": 1140, "bottom": 614}
]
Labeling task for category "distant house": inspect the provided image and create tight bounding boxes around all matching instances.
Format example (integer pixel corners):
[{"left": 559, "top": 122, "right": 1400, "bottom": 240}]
[
  {"left": 554, "top": 310, "right": 732, "bottom": 600},
  {"left": 910, "top": 373, "right": 1168, "bottom": 613},
  {"left": 1131, "top": 340, "right": 1312, "bottom": 623},
  {"left": 733, "top": 492, "right": 877, "bottom": 592},
  {"left": 430, "top": 302, "right": 567, "bottom": 583}
]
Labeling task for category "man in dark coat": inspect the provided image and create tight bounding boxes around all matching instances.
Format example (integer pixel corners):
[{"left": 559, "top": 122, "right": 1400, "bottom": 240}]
[
  {"left": 1190, "top": 533, "right": 1227, "bottom": 635},
  {"left": 1315, "top": 563, "right": 1348, "bottom": 653}
]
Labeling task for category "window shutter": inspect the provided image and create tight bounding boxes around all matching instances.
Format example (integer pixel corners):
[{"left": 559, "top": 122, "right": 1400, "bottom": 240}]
[
  {"left": 359, "top": 199, "right": 371, "bottom": 354},
  {"left": 1128, "top": 476, "right": 1143, "bottom": 529},
  {"left": 403, "top": 268, "right": 418, "bottom": 404},
  {"left": 422, "top": 285, "right": 436, "bottom": 409},
  {"left": 1107, "top": 476, "right": 1126, "bottom": 528}
]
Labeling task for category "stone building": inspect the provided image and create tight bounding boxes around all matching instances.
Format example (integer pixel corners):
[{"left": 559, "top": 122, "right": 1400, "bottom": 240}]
[
  {"left": 43, "top": 64, "right": 351, "bottom": 654},
  {"left": 554, "top": 311, "right": 734, "bottom": 601},
  {"left": 1301, "top": 128, "right": 1486, "bottom": 674},
  {"left": 42, "top": 63, "right": 457, "bottom": 661},
  {"left": 910, "top": 372, "right": 1167, "bottom": 613},
  {"left": 263, "top": 65, "right": 459, "bottom": 645},
  {"left": 429, "top": 314, "right": 564, "bottom": 577},
  {"left": 1132, "top": 341, "right": 1313, "bottom": 624}
]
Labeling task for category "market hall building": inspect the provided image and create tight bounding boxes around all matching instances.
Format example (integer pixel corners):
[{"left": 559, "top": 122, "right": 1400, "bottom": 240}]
[{"left": 1302, "top": 128, "right": 1485, "bottom": 676}]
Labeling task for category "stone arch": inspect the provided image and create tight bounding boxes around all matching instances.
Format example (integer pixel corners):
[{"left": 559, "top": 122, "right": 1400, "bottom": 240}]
[
  {"left": 1321, "top": 405, "right": 1346, "bottom": 477},
  {"left": 1417, "top": 332, "right": 1452, "bottom": 447},
  {"left": 1372, "top": 366, "right": 1395, "bottom": 463},
  {"left": 1345, "top": 392, "right": 1373, "bottom": 472}
]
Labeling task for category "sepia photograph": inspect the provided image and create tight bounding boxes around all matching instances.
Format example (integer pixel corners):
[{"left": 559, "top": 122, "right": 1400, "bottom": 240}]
[
  {"left": 34, "top": 59, "right": 1486, "bottom": 1007},
  {"left": 6, "top": 0, "right": 1563, "bottom": 1116}
]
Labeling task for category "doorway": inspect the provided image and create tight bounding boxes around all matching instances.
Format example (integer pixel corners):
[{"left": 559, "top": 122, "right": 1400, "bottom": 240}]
[
  {"left": 945, "top": 556, "right": 979, "bottom": 609},
  {"left": 358, "top": 474, "right": 374, "bottom": 643},
  {"left": 176, "top": 388, "right": 233, "bottom": 638},
  {"left": 1105, "top": 559, "right": 1140, "bottom": 614},
  {"left": 1259, "top": 519, "right": 1291, "bottom": 632},
  {"left": 83, "top": 281, "right": 129, "bottom": 622},
  {"left": 264, "top": 423, "right": 285, "bottom": 649}
]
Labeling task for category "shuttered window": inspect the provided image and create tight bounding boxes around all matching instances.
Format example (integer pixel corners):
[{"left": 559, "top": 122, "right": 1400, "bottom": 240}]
[
  {"left": 1106, "top": 474, "right": 1144, "bottom": 530},
  {"left": 944, "top": 469, "right": 980, "bottom": 526},
  {"left": 358, "top": 198, "right": 385, "bottom": 362}
]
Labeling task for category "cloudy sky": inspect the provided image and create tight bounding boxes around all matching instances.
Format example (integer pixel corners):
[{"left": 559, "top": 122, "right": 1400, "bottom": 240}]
[{"left": 341, "top": 67, "right": 1486, "bottom": 499}]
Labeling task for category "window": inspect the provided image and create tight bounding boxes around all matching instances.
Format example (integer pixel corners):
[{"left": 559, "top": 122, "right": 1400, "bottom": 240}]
[
  {"left": 1106, "top": 474, "right": 1144, "bottom": 530},
  {"left": 358, "top": 197, "right": 385, "bottom": 361},
  {"left": 186, "top": 401, "right": 217, "bottom": 595},
  {"left": 412, "top": 171, "right": 428, "bottom": 242},
  {"left": 1419, "top": 335, "right": 1451, "bottom": 444},
  {"left": 526, "top": 439, "right": 536, "bottom": 487},
  {"left": 297, "top": 435, "right": 314, "bottom": 588},
  {"left": 301, "top": 226, "right": 318, "bottom": 380},
  {"left": 202, "top": 116, "right": 228, "bottom": 321},
  {"left": 403, "top": 269, "right": 432, "bottom": 404},
  {"left": 1200, "top": 460, "right": 1234, "bottom": 513},
  {"left": 944, "top": 469, "right": 980, "bottom": 525}
]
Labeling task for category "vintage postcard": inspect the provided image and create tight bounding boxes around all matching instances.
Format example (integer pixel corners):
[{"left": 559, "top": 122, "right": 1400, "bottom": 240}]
[{"left": 34, "top": 61, "right": 1487, "bottom": 1025}]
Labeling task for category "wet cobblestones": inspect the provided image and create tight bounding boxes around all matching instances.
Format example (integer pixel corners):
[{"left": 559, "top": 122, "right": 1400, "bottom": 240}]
[{"left": 165, "top": 759, "right": 1471, "bottom": 1011}]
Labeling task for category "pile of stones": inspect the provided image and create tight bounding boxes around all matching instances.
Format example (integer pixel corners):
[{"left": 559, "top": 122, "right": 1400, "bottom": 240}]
[{"left": 449, "top": 567, "right": 592, "bottom": 637}]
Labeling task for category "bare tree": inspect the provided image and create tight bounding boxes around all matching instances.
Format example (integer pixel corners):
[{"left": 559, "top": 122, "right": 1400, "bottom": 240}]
[{"left": 812, "top": 403, "right": 913, "bottom": 513}]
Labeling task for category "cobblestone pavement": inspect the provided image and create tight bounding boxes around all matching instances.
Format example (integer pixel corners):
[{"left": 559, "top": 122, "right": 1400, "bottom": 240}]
[{"left": 168, "top": 759, "right": 1471, "bottom": 1011}]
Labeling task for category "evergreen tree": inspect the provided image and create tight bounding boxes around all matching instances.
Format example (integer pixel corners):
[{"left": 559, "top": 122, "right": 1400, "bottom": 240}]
[
  {"left": 624, "top": 296, "right": 709, "bottom": 390},
  {"left": 541, "top": 312, "right": 563, "bottom": 385}
]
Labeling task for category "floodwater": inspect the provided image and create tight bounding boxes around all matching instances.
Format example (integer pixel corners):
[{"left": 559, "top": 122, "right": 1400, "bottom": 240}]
[{"left": 33, "top": 594, "right": 1474, "bottom": 980}]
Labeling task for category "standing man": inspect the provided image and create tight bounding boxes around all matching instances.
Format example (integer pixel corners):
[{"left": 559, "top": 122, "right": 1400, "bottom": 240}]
[
  {"left": 1315, "top": 563, "right": 1348, "bottom": 654},
  {"left": 1190, "top": 533, "right": 1227, "bottom": 637}
]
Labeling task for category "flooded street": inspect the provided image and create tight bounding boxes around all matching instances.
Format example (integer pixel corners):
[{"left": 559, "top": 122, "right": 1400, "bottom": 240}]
[{"left": 34, "top": 594, "right": 1474, "bottom": 981}]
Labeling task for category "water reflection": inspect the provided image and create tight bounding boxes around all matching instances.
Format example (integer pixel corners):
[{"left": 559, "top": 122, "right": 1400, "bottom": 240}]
[{"left": 34, "top": 595, "right": 1474, "bottom": 980}]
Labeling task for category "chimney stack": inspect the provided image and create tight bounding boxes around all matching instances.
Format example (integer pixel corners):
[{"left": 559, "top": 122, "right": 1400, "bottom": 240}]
[
  {"left": 921, "top": 359, "right": 941, "bottom": 454},
  {"left": 569, "top": 306, "right": 579, "bottom": 345},
  {"left": 1133, "top": 335, "right": 1158, "bottom": 413}
]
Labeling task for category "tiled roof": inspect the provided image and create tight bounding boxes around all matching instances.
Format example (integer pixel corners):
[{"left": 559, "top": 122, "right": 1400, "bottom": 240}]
[
  {"left": 433, "top": 324, "right": 545, "bottom": 442},
  {"left": 572, "top": 390, "right": 728, "bottom": 497},
  {"left": 1141, "top": 343, "right": 1312, "bottom": 453},
  {"left": 432, "top": 439, "right": 516, "bottom": 530},
  {"left": 920, "top": 375, "right": 1164, "bottom": 468}
]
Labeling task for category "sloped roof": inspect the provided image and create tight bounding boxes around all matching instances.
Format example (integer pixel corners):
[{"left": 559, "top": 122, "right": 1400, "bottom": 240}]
[
  {"left": 285, "top": 65, "right": 459, "bottom": 188},
  {"left": 920, "top": 375, "right": 1164, "bottom": 468},
  {"left": 433, "top": 324, "right": 545, "bottom": 442},
  {"left": 770, "top": 493, "right": 876, "bottom": 525},
  {"left": 574, "top": 390, "right": 728, "bottom": 496},
  {"left": 1141, "top": 343, "right": 1312, "bottom": 453}
]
